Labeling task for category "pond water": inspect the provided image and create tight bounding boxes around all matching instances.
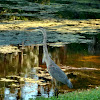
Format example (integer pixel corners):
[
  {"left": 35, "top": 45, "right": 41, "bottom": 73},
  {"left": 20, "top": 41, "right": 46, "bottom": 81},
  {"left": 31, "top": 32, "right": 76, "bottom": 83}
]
[
  {"left": 0, "top": 43, "right": 100, "bottom": 100},
  {"left": 0, "top": 0, "right": 100, "bottom": 99}
]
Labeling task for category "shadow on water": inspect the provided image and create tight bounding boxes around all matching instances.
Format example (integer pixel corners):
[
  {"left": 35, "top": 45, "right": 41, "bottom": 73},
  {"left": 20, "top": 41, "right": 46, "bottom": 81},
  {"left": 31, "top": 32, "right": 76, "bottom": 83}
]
[{"left": 0, "top": 41, "right": 100, "bottom": 99}]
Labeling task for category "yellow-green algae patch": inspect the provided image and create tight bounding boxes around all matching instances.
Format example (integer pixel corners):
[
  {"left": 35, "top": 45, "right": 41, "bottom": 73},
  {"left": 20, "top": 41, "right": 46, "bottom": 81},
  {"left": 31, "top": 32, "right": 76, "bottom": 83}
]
[{"left": 0, "top": 45, "right": 21, "bottom": 54}]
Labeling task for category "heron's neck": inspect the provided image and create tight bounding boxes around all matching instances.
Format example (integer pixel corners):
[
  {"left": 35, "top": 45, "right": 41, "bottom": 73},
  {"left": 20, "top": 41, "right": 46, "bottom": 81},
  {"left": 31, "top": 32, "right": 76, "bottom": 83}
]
[
  {"left": 42, "top": 30, "right": 48, "bottom": 55},
  {"left": 41, "top": 29, "right": 50, "bottom": 66}
]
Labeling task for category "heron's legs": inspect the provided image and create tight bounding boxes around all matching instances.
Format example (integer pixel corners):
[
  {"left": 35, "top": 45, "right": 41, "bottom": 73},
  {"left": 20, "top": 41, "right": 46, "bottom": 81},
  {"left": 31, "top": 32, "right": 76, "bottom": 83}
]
[
  {"left": 51, "top": 78, "right": 59, "bottom": 98},
  {"left": 54, "top": 88, "right": 59, "bottom": 98},
  {"left": 54, "top": 80, "right": 59, "bottom": 98}
]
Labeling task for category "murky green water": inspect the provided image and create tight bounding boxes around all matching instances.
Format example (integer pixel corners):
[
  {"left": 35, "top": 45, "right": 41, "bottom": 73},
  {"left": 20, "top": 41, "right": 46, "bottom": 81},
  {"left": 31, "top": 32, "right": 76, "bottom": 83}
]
[
  {"left": 0, "top": 43, "right": 100, "bottom": 100},
  {"left": 0, "top": 0, "right": 100, "bottom": 99}
]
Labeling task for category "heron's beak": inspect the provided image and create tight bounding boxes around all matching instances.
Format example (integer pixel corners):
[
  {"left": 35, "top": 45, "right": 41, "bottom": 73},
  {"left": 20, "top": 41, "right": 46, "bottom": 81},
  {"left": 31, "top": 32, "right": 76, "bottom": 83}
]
[
  {"left": 26, "top": 27, "right": 37, "bottom": 31},
  {"left": 26, "top": 27, "right": 41, "bottom": 33}
]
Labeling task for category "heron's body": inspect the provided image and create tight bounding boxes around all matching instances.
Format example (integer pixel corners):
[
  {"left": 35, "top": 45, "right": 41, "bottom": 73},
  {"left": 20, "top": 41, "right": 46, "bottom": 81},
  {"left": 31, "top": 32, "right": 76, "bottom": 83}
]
[{"left": 41, "top": 27, "right": 73, "bottom": 88}]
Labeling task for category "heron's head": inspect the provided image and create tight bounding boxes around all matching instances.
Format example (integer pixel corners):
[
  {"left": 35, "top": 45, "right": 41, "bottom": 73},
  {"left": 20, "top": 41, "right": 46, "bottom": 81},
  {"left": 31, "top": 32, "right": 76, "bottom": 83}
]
[{"left": 27, "top": 26, "right": 45, "bottom": 33}]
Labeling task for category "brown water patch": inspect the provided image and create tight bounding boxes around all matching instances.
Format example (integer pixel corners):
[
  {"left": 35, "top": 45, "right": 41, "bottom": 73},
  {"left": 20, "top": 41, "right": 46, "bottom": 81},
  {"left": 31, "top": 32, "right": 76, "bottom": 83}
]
[
  {"left": 0, "top": 44, "right": 100, "bottom": 99},
  {"left": 79, "top": 56, "right": 100, "bottom": 64}
]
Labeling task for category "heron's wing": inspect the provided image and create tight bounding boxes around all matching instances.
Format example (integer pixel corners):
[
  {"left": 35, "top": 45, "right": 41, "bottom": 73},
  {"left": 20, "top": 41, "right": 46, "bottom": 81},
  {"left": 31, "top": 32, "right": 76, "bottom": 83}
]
[{"left": 49, "top": 64, "right": 68, "bottom": 84}]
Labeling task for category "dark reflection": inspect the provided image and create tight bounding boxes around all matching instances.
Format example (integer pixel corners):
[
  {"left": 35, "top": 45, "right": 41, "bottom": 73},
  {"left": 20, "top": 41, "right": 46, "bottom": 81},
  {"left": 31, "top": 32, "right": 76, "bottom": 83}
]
[
  {"left": 81, "top": 34, "right": 100, "bottom": 55},
  {"left": 0, "top": 43, "right": 100, "bottom": 99}
]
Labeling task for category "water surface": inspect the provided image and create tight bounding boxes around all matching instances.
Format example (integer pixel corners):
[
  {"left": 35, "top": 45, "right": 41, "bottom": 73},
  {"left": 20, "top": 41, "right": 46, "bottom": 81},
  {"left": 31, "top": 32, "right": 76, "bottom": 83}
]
[{"left": 0, "top": 43, "right": 100, "bottom": 100}]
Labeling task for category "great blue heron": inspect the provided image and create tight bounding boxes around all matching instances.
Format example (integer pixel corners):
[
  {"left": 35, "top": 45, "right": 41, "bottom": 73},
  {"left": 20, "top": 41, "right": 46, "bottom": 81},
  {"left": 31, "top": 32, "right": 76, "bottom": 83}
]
[{"left": 27, "top": 27, "right": 73, "bottom": 96}]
